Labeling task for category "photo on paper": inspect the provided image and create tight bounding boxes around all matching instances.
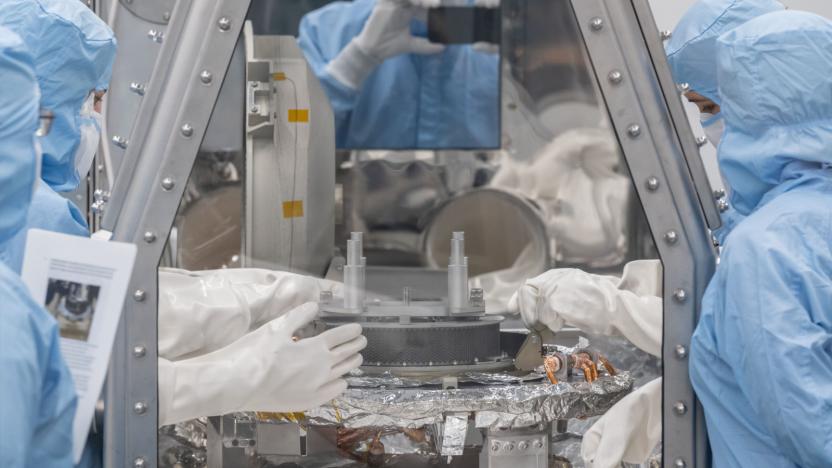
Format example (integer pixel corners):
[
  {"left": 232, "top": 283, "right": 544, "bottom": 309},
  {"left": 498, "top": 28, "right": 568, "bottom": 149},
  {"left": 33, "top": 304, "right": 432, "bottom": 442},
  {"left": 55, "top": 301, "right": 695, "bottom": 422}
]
[{"left": 44, "top": 279, "right": 101, "bottom": 341}]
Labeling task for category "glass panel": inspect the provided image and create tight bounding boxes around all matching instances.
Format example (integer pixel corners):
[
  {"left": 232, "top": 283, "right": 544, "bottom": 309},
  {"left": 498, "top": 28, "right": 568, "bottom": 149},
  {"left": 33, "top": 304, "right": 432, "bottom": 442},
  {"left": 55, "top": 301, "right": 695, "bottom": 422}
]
[{"left": 159, "top": 1, "right": 660, "bottom": 466}]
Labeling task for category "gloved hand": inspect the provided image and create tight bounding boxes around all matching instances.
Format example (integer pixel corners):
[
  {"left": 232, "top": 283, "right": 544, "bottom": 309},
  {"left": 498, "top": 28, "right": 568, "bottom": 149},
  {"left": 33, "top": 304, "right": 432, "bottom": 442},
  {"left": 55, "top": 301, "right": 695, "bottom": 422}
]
[
  {"left": 582, "top": 378, "right": 662, "bottom": 468},
  {"left": 159, "top": 268, "right": 343, "bottom": 360},
  {"left": 327, "top": 0, "right": 445, "bottom": 89},
  {"left": 158, "top": 302, "right": 366, "bottom": 426},
  {"left": 508, "top": 260, "right": 662, "bottom": 356}
]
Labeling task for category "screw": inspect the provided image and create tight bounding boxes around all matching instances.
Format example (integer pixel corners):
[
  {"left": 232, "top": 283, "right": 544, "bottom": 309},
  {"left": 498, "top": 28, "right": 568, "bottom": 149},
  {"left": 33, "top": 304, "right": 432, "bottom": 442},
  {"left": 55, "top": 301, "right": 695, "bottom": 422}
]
[
  {"left": 251, "top": 81, "right": 259, "bottom": 88},
  {"left": 673, "top": 401, "right": 688, "bottom": 415},
  {"left": 518, "top": 441, "right": 529, "bottom": 451},
  {"left": 675, "top": 345, "right": 687, "bottom": 359},
  {"left": 161, "top": 177, "right": 175, "bottom": 191},
  {"left": 608, "top": 70, "right": 623, "bottom": 84},
  {"left": 133, "top": 346, "right": 146, "bottom": 358},
  {"left": 180, "top": 123, "right": 194, "bottom": 137},
  {"left": 718, "top": 199, "right": 729, "bottom": 213},
  {"left": 129, "top": 82, "right": 146, "bottom": 96},
  {"left": 200, "top": 70, "right": 213, "bottom": 84},
  {"left": 133, "top": 401, "right": 147, "bottom": 415},
  {"left": 506, "top": 443, "right": 515, "bottom": 452},
  {"left": 627, "top": 124, "right": 641, "bottom": 138},
  {"left": 674, "top": 459, "right": 687, "bottom": 468},
  {"left": 713, "top": 189, "right": 727, "bottom": 199},
  {"left": 660, "top": 30, "right": 673, "bottom": 41},
  {"left": 143, "top": 231, "right": 157, "bottom": 243},
  {"left": 678, "top": 83, "right": 691, "bottom": 93},
  {"left": 673, "top": 289, "right": 688, "bottom": 303},
  {"left": 533, "top": 439, "right": 544, "bottom": 449},
  {"left": 696, "top": 135, "right": 709, "bottom": 147},
  {"left": 147, "top": 29, "right": 164, "bottom": 43},
  {"left": 491, "top": 442, "right": 500, "bottom": 452},
  {"left": 664, "top": 230, "right": 679, "bottom": 245},
  {"left": 133, "top": 290, "right": 146, "bottom": 302},
  {"left": 134, "top": 458, "right": 147, "bottom": 468},
  {"left": 112, "top": 136, "right": 128, "bottom": 149},
  {"left": 250, "top": 105, "right": 260, "bottom": 114},
  {"left": 590, "top": 17, "right": 604, "bottom": 31},
  {"left": 217, "top": 17, "right": 231, "bottom": 31},
  {"left": 646, "top": 176, "right": 660, "bottom": 192}
]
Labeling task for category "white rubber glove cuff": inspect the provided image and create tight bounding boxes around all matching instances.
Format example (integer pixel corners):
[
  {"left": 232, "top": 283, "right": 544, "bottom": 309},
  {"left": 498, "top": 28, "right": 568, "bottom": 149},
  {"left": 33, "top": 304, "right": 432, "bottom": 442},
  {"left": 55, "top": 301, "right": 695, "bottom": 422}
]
[{"left": 326, "top": 39, "right": 383, "bottom": 90}]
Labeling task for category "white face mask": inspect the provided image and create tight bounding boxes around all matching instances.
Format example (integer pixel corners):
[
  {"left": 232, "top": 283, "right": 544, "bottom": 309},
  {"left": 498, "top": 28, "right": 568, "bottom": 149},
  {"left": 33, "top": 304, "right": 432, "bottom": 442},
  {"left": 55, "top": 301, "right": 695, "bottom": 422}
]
[
  {"left": 700, "top": 112, "right": 724, "bottom": 148},
  {"left": 75, "top": 93, "right": 102, "bottom": 180}
]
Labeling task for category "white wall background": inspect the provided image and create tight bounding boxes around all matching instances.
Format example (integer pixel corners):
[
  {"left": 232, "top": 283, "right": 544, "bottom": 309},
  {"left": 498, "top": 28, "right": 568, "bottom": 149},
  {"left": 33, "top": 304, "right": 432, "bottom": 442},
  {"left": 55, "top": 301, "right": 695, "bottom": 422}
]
[{"left": 646, "top": 0, "right": 832, "bottom": 190}]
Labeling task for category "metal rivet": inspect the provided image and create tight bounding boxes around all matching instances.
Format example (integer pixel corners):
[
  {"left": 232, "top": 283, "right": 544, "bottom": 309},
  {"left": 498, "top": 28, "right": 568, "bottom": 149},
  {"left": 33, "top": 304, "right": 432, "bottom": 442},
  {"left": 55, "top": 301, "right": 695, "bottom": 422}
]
[
  {"left": 533, "top": 439, "right": 544, "bottom": 449},
  {"left": 129, "top": 82, "right": 146, "bottom": 96},
  {"left": 674, "top": 459, "right": 687, "bottom": 468},
  {"left": 491, "top": 442, "right": 500, "bottom": 452},
  {"left": 251, "top": 81, "right": 259, "bottom": 88},
  {"left": 678, "top": 83, "right": 691, "bottom": 93},
  {"left": 163, "top": 11, "right": 171, "bottom": 22},
  {"left": 660, "top": 30, "right": 673, "bottom": 41},
  {"left": 200, "top": 70, "right": 213, "bottom": 84},
  {"left": 506, "top": 443, "right": 515, "bottom": 452},
  {"left": 134, "top": 458, "right": 147, "bottom": 468},
  {"left": 608, "top": 70, "right": 623, "bottom": 84},
  {"left": 673, "top": 288, "right": 688, "bottom": 303},
  {"left": 664, "top": 230, "right": 679, "bottom": 245},
  {"left": 646, "top": 176, "right": 660, "bottom": 192},
  {"left": 133, "top": 289, "right": 146, "bottom": 302},
  {"left": 133, "top": 345, "right": 146, "bottom": 358},
  {"left": 112, "top": 136, "right": 128, "bottom": 149},
  {"left": 147, "top": 29, "right": 164, "bottom": 43},
  {"left": 696, "top": 135, "right": 709, "bottom": 147},
  {"left": 133, "top": 401, "right": 147, "bottom": 415},
  {"left": 143, "top": 231, "right": 157, "bottom": 243},
  {"left": 673, "top": 401, "right": 688, "bottom": 415},
  {"left": 161, "top": 177, "right": 175, "bottom": 191},
  {"left": 217, "top": 17, "right": 231, "bottom": 31},
  {"left": 590, "top": 17, "right": 604, "bottom": 31},
  {"left": 718, "top": 199, "right": 729, "bottom": 213},
  {"left": 675, "top": 345, "right": 688, "bottom": 359},
  {"left": 518, "top": 441, "right": 529, "bottom": 451},
  {"left": 180, "top": 123, "right": 194, "bottom": 138},
  {"left": 627, "top": 124, "right": 641, "bottom": 138},
  {"left": 250, "top": 105, "right": 260, "bottom": 114}
]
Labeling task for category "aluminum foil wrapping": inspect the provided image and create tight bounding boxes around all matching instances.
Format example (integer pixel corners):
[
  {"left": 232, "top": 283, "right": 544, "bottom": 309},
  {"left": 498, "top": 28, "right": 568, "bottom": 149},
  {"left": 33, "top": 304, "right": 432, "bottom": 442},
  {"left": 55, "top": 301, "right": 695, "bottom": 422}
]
[
  {"left": 440, "top": 413, "right": 469, "bottom": 456},
  {"left": 304, "top": 372, "right": 633, "bottom": 429},
  {"left": 346, "top": 371, "right": 542, "bottom": 388},
  {"left": 158, "top": 419, "right": 208, "bottom": 468}
]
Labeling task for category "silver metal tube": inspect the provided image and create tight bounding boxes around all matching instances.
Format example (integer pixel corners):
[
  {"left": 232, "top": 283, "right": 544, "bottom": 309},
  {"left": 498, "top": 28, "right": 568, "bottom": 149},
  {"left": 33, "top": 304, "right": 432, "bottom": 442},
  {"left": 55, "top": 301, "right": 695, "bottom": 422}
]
[
  {"left": 343, "top": 232, "right": 365, "bottom": 312},
  {"left": 448, "top": 231, "right": 468, "bottom": 312}
]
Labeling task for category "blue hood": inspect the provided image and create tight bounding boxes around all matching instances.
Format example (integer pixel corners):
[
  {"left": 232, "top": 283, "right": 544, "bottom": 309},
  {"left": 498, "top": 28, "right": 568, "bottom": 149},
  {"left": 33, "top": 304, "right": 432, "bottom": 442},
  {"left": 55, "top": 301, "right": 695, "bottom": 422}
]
[
  {"left": 0, "top": 0, "right": 116, "bottom": 193},
  {"left": 717, "top": 10, "right": 832, "bottom": 215},
  {"left": 0, "top": 27, "right": 39, "bottom": 244},
  {"left": 665, "top": 0, "right": 783, "bottom": 103}
]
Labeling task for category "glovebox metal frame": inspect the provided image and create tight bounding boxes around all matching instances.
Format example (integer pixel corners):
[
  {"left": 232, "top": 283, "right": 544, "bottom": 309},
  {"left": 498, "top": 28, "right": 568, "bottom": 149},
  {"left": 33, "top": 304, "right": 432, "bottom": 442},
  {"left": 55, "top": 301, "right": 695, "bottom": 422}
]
[{"left": 101, "top": 0, "right": 718, "bottom": 466}]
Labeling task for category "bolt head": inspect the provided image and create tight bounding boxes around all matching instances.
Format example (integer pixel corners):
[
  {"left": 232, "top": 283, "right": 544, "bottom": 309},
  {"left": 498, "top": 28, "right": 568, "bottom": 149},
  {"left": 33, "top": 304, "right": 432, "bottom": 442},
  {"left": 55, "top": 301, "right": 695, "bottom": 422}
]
[
  {"left": 646, "top": 176, "right": 660, "bottom": 192},
  {"left": 133, "top": 289, "right": 146, "bottom": 302},
  {"left": 250, "top": 105, "right": 260, "bottom": 114},
  {"left": 674, "top": 459, "right": 687, "bottom": 468},
  {"left": 491, "top": 442, "right": 501, "bottom": 452},
  {"left": 673, "top": 401, "right": 688, "bottom": 415},
  {"left": 200, "top": 70, "right": 213, "bottom": 84},
  {"left": 678, "top": 82, "right": 691, "bottom": 93},
  {"left": 133, "top": 402, "right": 147, "bottom": 415},
  {"left": 133, "top": 346, "right": 147, "bottom": 358},
  {"left": 696, "top": 135, "right": 709, "bottom": 147},
  {"left": 218, "top": 17, "right": 232, "bottom": 31},
  {"left": 506, "top": 442, "right": 515, "bottom": 452},
  {"left": 664, "top": 230, "right": 679, "bottom": 245},
  {"left": 590, "top": 17, "right": 604, "bottom": 31},
  {"left": 533, "top": 439, "right": 544, "bottom": 449},
  {"left": 180, "top": 124, "right": 194, "bottom": 137},
  {"left": 161, "top": 177, "right": 175, "bottom": 191},
  {"left": 718, "top": 199, "right": 729, "bottom": 213},
  {"left": 518, "top": 441, "right": 529, "bottom": 451},
  {"left": 627, "top": 124, "right": 642, "bottom": 138},
  {"left": 134, "top": 458, "right": 147, "bottom": 468},
  {"left": 675, "top": 344, "right": 687, "bottom": 359},
  {"left": 608, "top": 70, "right": 623, "bottom": 84},
  {"left": 660, "top": 30, "right": 673, "bottom": 41},
  {"left": 673, "top": 289, "right": 688, "bottom": 303},
  {"left": 143, "top": 231, "right": 157, "bottom": 243}
]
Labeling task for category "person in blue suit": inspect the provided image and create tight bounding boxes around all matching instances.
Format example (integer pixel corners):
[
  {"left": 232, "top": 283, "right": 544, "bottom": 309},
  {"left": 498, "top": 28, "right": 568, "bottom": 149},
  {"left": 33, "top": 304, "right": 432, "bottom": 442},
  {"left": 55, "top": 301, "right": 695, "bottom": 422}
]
[
  {"left": 0, "top": 26, "right": 77, "bottom": 468},
  {"left": 0, "top": 0, "right": 117, "bottom": 273},
  {"left": 298, "top": 0, "right": 499, "bottom": 149},
  {"left": 690, "top": 10, "right": 832, "bottom": 467}
]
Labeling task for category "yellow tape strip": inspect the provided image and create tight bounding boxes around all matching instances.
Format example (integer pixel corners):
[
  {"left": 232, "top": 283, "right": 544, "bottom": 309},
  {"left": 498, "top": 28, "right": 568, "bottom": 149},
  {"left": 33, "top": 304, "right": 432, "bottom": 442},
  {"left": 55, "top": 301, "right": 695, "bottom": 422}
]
[
  {"left": 287, "top": 109, "right": 309, "bottom": 123},
  {"left": 282, "top": 200, "right": 304, "bottom": 218},
  {"left": 272, "top": 72, "right": 287, "bottom": 81}
]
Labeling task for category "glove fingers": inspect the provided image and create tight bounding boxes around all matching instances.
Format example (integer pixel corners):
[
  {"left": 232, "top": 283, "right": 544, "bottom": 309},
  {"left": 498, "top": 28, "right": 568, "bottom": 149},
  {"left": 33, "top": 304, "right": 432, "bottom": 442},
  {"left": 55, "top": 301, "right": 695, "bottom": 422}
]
[
  {"left": 409, "top": 37, "right": 445, "bottom": 55},
  {"left": 329, "top": 353, "right": 364, "bottom": 381},
  {"left": 331, "top": 335, "right": 368, "bottom": 363},
  {"left": 319, "top": 323, "right": 364, "bottom": 349},
  {"left": 278, "top": 302, "right": 319, "bottom": 334},
  {"left": 507, "top": 292, "right": 520, "bottom": 315}
]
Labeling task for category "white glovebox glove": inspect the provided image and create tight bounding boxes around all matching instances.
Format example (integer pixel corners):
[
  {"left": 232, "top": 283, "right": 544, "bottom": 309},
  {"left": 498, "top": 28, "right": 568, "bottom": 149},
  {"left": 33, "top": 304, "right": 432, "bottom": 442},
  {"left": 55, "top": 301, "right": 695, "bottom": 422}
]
[
  {"left": 326, "top": 0, "right": 445, "bottom": 89},
  {"left": 158, "top": 303, "right": 366, "bottom": 427},
  {"left": 508, "top": 259, "right": 662, "bottom": 357},
  {"left": 582, "top": 378, "right": 662, "bottom": 468},
  {"left": 159, "top": 267, "right": 342, "bottom": 361}
]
